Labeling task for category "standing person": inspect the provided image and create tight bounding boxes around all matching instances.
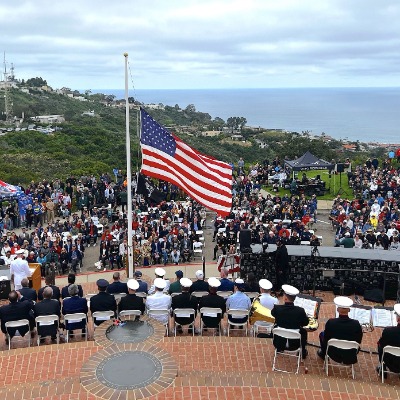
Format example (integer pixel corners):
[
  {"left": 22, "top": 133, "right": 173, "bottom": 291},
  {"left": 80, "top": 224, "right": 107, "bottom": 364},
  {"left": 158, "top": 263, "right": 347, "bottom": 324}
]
[
  {"left": 269, "top": 238, "right": 289, "bottom": 294},
  {"left": 317, "top": 296, "right": 363, "bottom": 362},
  {"left": 271, "top": 285, "right": 309, "bottom": 359},
  {"left": 10, "top": 249, "right": 32, "bottom": 290}
]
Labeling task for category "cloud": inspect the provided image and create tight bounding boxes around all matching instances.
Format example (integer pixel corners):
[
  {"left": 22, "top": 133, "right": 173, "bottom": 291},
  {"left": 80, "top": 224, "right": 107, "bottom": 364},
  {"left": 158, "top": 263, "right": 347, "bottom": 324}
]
[{"left": 1, "top": 0, "right": 399, "bottom": 89}]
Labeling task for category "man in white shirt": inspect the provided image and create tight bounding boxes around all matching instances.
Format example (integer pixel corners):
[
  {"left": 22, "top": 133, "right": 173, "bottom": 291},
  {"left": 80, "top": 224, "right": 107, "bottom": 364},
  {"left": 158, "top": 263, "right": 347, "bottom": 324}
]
[
  {"left": 148, "top": 267, "right": 170, "bottom": 295},
  {"left": 10, "top": 249, "right": 32, "bottom": 290},
  {"left": 258, "top": 279, "right": 279, "bottom": 310},
  {"left": 146, "top": 278, "right": 171, "bottom": 325}
]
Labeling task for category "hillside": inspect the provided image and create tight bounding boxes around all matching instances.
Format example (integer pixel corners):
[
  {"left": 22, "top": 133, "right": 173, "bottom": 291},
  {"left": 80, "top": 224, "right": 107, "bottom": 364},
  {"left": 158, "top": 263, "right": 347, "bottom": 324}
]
[{"left": 0, "top": 86, "right": 370, "bottom": 185}]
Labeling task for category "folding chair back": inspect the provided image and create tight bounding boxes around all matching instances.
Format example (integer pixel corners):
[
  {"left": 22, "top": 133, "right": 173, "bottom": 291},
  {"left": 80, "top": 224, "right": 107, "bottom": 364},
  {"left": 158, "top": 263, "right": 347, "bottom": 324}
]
[
  {"left": 5, "top": 319, "right": 31, "bottom": 350},
  {"left": 35, "top": 315, "right": 60, "bottom": 345},
  {"left": 380, "top": 345, "right": 400, "bottom": 382},
  {"left": 272, "top": 327, "right": 302, "bottom": 374},
  {"left": 173, "top": 308, "right": 196, "bottom": 336},
  {"left": 119, "top": 310, "right": 142, "bottom": 319},
  {"left": 325, "top": 339, "right": 360, "bottom": 379},
  {"left": 92, "top": 310, "right": 115, "bottom": 328},
  {"left": 63, "top": 313, "right": 88, "bottom": 342}
]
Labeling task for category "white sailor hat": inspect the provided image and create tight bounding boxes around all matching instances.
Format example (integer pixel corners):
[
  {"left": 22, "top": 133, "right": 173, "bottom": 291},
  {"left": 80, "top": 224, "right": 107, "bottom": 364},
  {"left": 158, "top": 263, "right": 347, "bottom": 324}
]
[
  {"left": 334, "top": 296, "right": 353, "bottom": 309},
  {"left": 234, "top": 278, "right": 245, "bottom": 288},
  {"left": 208, "top": 277, "right": 221, "bottom": 288},
  {"left": 127, "top": 279, "right": 139, "bottom": 291},
  {"left": 16, "top": 249, "right": 25, "bottom": 255},
  {"left": 180, "top": 277, "right": 192, "bottom": 288},
  {"left": 393, "top": 304, "right": 400, "bottom": 315},
  {"left": 259, "top": 279, "right": 273, "bottom": 290},
  {"left": 154, "top": 278, "right": 167, "bottom": 289},
  {"left": 345, "top": 232, "right": 350, "bottom": 237},
  {"left": 154, "top": 267, "right": 166, "bottom": 277},
  {"left": 282, "top": 284, "right": 299, "bottom": 296},
  {"left": 195, "top": 270, "right": 204, "bottom": 279}
]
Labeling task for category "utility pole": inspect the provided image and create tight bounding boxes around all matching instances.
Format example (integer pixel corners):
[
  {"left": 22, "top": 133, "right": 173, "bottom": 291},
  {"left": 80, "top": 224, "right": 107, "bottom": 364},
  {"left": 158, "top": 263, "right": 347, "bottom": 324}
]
[{"left": 3, "top": 52, "right": 13, "bottom": 124}]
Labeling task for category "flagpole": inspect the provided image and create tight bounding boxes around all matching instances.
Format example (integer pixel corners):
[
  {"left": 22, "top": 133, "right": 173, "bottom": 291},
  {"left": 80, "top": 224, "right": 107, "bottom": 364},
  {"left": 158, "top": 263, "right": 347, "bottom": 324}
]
[{"left": 124, "top": 53, "right": 134, "bottom": 278}]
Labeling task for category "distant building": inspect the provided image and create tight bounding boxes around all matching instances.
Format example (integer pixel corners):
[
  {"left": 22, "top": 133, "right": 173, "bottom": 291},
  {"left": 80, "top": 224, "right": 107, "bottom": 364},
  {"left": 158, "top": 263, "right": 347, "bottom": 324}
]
[
  {"left": 30, "top": 115, "right": 65, "bottom": 124},
  {"left": 201, "top": 130, "right": 221, "bottom": 137}
]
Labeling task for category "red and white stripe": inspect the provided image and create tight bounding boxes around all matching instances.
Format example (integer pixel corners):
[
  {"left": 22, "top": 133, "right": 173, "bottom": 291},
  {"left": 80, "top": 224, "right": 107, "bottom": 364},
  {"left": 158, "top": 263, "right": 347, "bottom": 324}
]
[{"left": 141, "top": 134, "right": 232, "bottom": 216}]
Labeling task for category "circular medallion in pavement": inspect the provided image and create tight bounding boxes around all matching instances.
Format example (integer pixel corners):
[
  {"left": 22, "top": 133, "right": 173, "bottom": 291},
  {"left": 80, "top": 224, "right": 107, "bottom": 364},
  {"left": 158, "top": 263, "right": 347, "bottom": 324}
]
[
  {"left": 81, "top": 344, "right": 177, "bottom": 399},
  {"left": 96, "top": 350, "right": 162, "bottom": 390},
  {"left": 105, "top": 320, "right": 155, "bottom": 344}
]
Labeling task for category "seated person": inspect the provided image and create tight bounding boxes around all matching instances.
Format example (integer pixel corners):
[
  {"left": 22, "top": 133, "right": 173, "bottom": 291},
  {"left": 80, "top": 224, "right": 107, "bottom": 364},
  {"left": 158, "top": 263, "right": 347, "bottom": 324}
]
[
  {"left": 34, "top": 287, "right": 61, "bottom": 342},
  {"left": 317, "top": 296, "right": 363, "bottom": 362},
  {"left": 171, "top": 277, "right": 198, "bottom": 332},
  {"left": 219, "top": 268, "right": 234, "bottom": 292},
  {"left": 17, "top": 278, "right": 38, "bottom": 302},
  {"left": 0, "top": 290, "right": 35, "bottom": 342},
  {"left": 145, "top": 278, "right": 172, "bottom": 325},
  {"left": 377, "top": 303, "right": 400, "bottom": 375},
  {"left": 38, "top": 275, "right": 61, "bottom": 302},
  {"left": 62, "top": 284, "right": 88, "bottom": 334},
  {"left": 119, "top": 279, "right": 145, "bottom": 316},
  {"left": 189, "top": 270, "right": 209, "bottom": 294},
  {"left": 90, "top": 279, "right": 117, "bottom": 325},
  {"left": 134, "top": 270, "right": 148, "bottom": 293},
  {"left": 226, "top": 278, "right": 251, "bottom": 323},
  {"left": 258, "top": 279, "right": 278, "bottom": 310},
  {"left": 271, "top": 285, "right": 309, "bottom": 359},
  {"left": 61, "top": 273, "right": 83, "bottom": 299},
  {"left": 198, "top": 277, "right": 226, "bottom": 330},
  {"left": 106, "top": 271, "right": 128, "bottom": 295}
]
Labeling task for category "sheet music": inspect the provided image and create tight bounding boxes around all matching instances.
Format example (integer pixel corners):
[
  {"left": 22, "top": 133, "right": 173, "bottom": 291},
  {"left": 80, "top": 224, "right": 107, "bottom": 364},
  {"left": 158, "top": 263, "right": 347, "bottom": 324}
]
[
  {"left": 349, "top": 307, "right": 372, "bottom": 325},
  {"left": 372, "top": 308, "right": 395, "bottom": 328},
  {"left": 294, "top": 297, "right": 317, "bottom": 318}
]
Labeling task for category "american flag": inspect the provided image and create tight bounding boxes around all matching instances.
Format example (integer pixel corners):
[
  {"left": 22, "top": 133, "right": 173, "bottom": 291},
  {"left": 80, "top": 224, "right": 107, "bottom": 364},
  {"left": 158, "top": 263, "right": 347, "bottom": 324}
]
[{"left": 140, "top": 108, "right": 232, "bottom": 216}]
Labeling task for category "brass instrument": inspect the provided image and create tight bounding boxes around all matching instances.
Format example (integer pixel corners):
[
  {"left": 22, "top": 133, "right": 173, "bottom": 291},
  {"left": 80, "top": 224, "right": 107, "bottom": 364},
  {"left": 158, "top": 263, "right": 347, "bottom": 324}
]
[{"left": 249, "top": 297, "right": 319, "bottom": 331}]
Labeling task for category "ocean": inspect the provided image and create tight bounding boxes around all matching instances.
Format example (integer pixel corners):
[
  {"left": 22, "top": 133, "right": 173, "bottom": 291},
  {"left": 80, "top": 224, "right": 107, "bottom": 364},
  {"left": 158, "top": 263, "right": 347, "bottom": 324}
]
[{"left": 95, "top": 88, "right": 400, "bottom": 144}]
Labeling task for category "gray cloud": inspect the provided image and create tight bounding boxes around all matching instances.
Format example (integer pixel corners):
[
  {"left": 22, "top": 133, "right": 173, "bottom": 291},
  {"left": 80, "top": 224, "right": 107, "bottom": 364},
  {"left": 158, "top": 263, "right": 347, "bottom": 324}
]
[{"left": 1, "top": 0, "right": 399, "bottom": 89}]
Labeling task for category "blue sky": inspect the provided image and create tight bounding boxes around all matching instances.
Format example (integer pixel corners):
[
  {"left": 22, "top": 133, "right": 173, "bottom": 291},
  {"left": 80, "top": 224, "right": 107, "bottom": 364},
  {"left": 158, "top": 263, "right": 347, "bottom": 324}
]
[{"left": 1, "top": 0, "right": 399, "bottom": 90}]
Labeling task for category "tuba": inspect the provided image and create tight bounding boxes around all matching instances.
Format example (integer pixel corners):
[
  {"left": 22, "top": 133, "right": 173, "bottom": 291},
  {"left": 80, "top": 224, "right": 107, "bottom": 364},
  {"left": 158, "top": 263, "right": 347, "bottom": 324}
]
[{"left": 249, "top": 296, "right": 275, "bottom": 325}]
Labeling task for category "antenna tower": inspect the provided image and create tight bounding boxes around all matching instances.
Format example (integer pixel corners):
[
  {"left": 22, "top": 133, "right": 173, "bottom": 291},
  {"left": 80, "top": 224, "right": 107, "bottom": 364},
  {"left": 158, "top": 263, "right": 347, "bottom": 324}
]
[{"left": 3, "top": 52, "right": 13, "bottom": 124}]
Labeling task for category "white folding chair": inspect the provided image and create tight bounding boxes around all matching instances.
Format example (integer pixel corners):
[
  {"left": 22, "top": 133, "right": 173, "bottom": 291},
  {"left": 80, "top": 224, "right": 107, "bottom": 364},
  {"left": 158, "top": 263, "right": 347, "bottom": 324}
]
[
  {"left": 272, "top": 327, "right": 302, "bottom": 374},
  {"left": 199, "top": 307, "right": 223, "bottom": 336},
  {"left": 244, "top": 292, "right": 259, "bottom": 300},
  {"left": 380, "top": 345, "right": 400, "bottom": 382},
  {"left": 35, "top": 315, "right": 60, "bottom": 345},
  {"left": 170, "top": 292, "right": 182, "bottom": 297},
  {"left": 113, "top": 293, "right": 127, "bottom": 303},
  {"left": 196, "top": 230, "right": 205, "bottom": 247},
  {"left": 5, "top": 319, "right": 31, "bottom": 350},
  {"left": 216, "top": 291, "right": 233, "bottom": 299},
  {"left": 119, "top": 309, "right": 142, "bottom": 319},
  {"left": 135, "top": 292, "right": 147, "bottom": 300},
  {"left": 191, "top": 291, "right": 209, "bottom": 298},
  {"left": 192, "top": 242, "right": 203, "bottom": 261},
  {"left": 252, "top": 320, "right": 274, "bottom": 337},
  {"left": 324, "top": 339, "right": 360, "bottom": 379},
  {"left": 63, "top": 313, "right": 88, "bottom": 342},
  {"left": 147, "top": 309, "right": 170, "bottom": 336},
  {"left": 92, "top": 310, "right": 115, "bottom": 329},
  {"left": 173, "top": 308, "right": 196, "bottom": 336},
  {"left": 227, "top": 309, "right": 249, "bottom": 336}
]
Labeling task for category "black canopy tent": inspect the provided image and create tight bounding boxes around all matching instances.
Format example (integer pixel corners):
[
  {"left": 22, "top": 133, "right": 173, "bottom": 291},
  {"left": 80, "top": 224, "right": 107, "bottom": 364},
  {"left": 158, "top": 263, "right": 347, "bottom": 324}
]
[{"left": 284, "top": 151, "right": 334, "bottom": 172}]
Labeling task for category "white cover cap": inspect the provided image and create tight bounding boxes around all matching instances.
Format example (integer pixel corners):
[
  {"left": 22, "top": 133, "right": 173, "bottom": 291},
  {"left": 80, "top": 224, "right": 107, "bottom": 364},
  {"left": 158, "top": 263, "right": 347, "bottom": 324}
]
[
  {"left": 180, "top": 278, "right": 193, "bottom": 288},
  {"left": 259, "top": 279, "right": 273, "bottom": 290},
  {"left": 334, "top": 296, "right": 353, "bottom": 309},
  {"left": 16, "top": 249, "right": 25, "bottom": 255},
  {"left": 345, "top": 232, "right": 350, "bottom": 237},
  {"left": 282, "top": 284, "right": 299, "bottom": 296},
  {"left": 155, "top": 267, "right": 166, "bottom": 277},
  {"left": 235, "top": 278, "right": 244, "bottom": 284},
  {"left": 127, "top": 279, "right": 139, "bottom": 291},
  {"left": 208, "top": 277, "right": 221, "bottom": 288},
  {"left": 195, "top": 270, "right": 204, "bottom": 279},
  {"left": 154, "top": 278, "right": 167, "bottom": 289},
  {"left": 393, "top": 304, "right": 400, "bottom": 315}
]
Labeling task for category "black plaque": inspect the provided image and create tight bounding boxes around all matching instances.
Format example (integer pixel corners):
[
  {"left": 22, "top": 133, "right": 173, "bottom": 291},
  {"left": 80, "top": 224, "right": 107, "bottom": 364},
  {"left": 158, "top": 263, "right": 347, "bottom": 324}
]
[
  {"left": 96, "top": 351, "right": 162, "bottom": 390},
  {"left": 106, "top": 320, "right": 155, "bottom": 344}
]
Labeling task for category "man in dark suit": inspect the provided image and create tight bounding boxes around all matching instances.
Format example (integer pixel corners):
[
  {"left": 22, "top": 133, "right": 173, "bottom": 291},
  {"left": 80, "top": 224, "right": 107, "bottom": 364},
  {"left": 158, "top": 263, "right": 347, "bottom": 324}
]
[
  {"left": 38, "top": 275, "right": 61, "bottom": 302},
  {"left": 0, "top": 290, "right": 35, "bottom": 340},
  {"left": 189, "top": 270, "right": 209, "bottom": 293},
  {"left": 377, "top": 303, "right": 400, "bottom": 374},
  {"left": 62, "top": 284, "right": 88, "bottom": 333},
  {"left": 17, "top": 278, "right": 38, "bottom": 302},
  {"left": 198, "top": 277, "right": 226, "bottom": 329},
  {"left": 90, "top": 279, "right": 117, "bottom": 325},
  {"left": 34, "top": 286, "right": 61, "bottom": 341},
  {"left": 119, "top": 279, "right": 145, "bottom": 315},
  {"left": 172, "top": 277, "right": 198, "bottom": 331},
  {"left": 106, "top": 271, "right": 128, "bottom": 295},
  {"left": 61, "top": 273, "right": 83, "bottom": 299},
  {"left": 271, "top": 285, "right": 309, "bottom": 359},
  {"left": 269, "top": 238, "right": 289, "bottom": 293},
  {"left": 134, "top": 270, "right": 148, "bottom": 293},
  {"left": 317, "top": 296, "right": 363, "bottom": 363}
]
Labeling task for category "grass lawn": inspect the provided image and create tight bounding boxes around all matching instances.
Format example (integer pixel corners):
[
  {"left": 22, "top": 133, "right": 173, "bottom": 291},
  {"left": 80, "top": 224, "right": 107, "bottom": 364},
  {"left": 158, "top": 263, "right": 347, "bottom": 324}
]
[{"left": 263, "top": 169, "right": 353, "bottom": 200}]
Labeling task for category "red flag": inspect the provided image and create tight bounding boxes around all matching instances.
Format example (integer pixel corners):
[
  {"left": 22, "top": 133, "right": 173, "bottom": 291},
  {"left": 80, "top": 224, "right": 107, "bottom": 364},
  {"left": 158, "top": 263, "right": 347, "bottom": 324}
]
[{"left": 140, "top": 108, "right": 232, "bottom": 216}]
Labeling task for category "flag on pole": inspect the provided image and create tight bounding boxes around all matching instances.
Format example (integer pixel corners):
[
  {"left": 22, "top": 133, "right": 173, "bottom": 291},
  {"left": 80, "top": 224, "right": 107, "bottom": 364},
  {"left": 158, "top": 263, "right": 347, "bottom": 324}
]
[{"left": 140, "top": 108, "right": 232, "bottom": 216}]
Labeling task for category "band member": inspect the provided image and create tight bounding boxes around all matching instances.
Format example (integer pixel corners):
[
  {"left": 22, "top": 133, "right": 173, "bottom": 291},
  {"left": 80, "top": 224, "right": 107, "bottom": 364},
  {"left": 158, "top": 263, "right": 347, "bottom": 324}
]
[
  {"left": 317, "top": 296, "right": 363, "bottom": 362},
  {"left": 271, "top": 285, "right": 309, "bottom": 359}
]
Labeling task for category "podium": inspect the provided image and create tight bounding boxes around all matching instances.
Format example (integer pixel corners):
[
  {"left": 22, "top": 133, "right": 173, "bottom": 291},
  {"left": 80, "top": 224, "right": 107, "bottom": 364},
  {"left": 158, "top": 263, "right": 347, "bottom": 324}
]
[{"left": 29, "top": 263, "right": 41, "bottom": 292}]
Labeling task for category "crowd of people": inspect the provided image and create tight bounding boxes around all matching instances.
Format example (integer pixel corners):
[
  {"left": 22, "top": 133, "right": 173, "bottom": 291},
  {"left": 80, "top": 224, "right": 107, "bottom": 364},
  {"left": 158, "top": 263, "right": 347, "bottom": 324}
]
[{"left": 330, "top": 157, "right": 400, "bottom": 250}]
